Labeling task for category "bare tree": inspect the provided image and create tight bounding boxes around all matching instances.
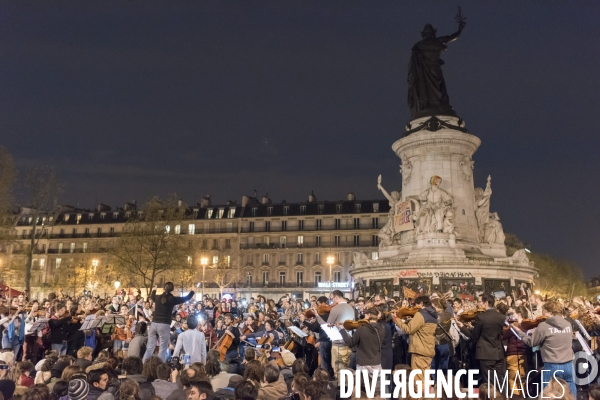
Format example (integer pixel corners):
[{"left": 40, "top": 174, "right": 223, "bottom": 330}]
[
  {"left": 110, "top": 196, "right": 195, "bottom": 296},
  {"left": 206, "top": 253, "right": 238, "bottom": 298},
  {"left": 22, "top": 166, "right": 63, "bottom": 295},
  {"left": 0, "top": 147, "right": 16, "bottom": 242}
]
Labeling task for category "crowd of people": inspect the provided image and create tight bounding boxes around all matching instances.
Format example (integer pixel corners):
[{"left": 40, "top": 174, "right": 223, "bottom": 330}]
[{"left": 0, "top": 283, "right": 599, "bottom": 400}]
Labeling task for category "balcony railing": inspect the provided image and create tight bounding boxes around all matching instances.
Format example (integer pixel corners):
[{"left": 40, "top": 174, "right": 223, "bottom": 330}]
[
  {"left": 240, "top": 225, "right": 379, "bottom": 233},
  {"left": 239, "top": 243, "right": 376, "bottom": 250}
]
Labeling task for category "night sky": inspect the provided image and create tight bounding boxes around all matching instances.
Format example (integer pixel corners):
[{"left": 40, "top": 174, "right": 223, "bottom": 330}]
[{"left": 1, "top": 2, "right": 599, "bottom": 278}]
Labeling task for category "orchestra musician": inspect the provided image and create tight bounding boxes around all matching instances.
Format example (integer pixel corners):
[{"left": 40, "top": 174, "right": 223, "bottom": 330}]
[
  {"left": 198, "top": 313, "right": 218, "bottom": 350},
  {"left": 502, "top": 306, "right": 528, "bottom": 391},
  {"left": 312, "top": 290, "right": 355, "bottom": 381},
  {"left": 241, "top": 319, "right": 279, "bottom": 344},
  {"left": 469, "top": 294, "right": 506, "bottom": 383},
  {"left": 222, "top": 313, "right": 241, "bottom": 364},
  {"left": 301, "top": 296, "right": 333, "bottom": 378},
  {"left": 511, "top": 299, "right": 577, "bottom": 397},
  {"left": 392, "top": 295, "right": 437, "bottom": 384},
  {"left": 337, "top": 307, "right": 384, "bottom": 377}
]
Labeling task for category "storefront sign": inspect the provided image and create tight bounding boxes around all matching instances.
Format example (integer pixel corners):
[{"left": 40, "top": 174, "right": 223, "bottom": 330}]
[{"left": 317, "top": 282, "right": 350, "bottom": 288}]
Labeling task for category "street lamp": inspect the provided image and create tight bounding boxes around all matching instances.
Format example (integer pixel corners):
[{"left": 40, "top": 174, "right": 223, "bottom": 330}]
[
  {"left": 114, "top": 281, "right": 120, "bottom": 294},
  {"left": 326, "top": 256, "right": 335, "bottom": 294},
  {"left": 200, "top": 257, "right": 208, "bottom": 300}
]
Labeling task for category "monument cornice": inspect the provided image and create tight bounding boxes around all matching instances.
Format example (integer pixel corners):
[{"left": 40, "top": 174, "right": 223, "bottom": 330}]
[{"left": 392, "top": 131, "right": 481, "bottom": 158}]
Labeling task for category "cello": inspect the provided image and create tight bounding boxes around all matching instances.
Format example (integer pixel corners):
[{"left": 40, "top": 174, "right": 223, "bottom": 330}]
[{"left": 216, "top": 318, "right": 240, "bottom": 362}]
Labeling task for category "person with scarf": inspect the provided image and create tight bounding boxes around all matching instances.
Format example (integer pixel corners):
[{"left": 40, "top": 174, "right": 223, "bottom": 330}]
[{"left": 1, "top": 308, "right": 26, "bottom": 358}]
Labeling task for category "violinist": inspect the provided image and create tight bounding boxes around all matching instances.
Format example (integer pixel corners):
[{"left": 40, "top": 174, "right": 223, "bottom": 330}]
[
  {"left": 511, "top": 299, "right": 577, "bottom": 397},
  {"left": 222, "top": 313, "right": 241, "bottom": 363},
  {"left": 392, "top": 295, "right": 437, "bottom": 384},
  {"left": 198, "top": 313, "right": 218, "bottom": 350},
  {"left": 241, "top": 320, "right": 279, "bottom": 344},
  {"left": 301, "top": 296, "right": 333, "bottom": 378},
  {"left": 502, "top": 306, "right": 528, "bottom": 391},
  {"left": 312, "top": 290, "right": 355, "bottom": 381},
  {"left": 239, "top": 314, "right": 261, "bottom": 357},
  {"left": 336, "top": 308, "right": 384, "bottom": 376},
  {"left": 469, "top": 294, "right": 506, "bottom": 383}
]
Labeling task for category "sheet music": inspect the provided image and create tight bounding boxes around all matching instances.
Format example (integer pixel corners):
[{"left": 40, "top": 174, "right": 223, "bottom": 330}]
[
  {"left": 288, "top": 326, "right": 308, "bottom": 338},
  {"left": 320, "top": 324, "right": 343, "bottom": 342}
]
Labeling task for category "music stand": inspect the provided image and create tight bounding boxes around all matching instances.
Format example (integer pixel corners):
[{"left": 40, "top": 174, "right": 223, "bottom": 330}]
[{"left": 79, "top": 315, "right": 97, "bottom": 331}]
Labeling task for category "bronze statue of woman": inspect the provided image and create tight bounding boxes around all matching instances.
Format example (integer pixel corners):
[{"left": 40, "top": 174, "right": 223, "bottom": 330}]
[{"left": 407, "top": 8, "right": 466, "bottom": 120}]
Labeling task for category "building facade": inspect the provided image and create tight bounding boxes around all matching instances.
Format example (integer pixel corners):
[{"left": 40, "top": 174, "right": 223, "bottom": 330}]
[{"left": 1, "top": 193, "right": 389, "bottom": 300}]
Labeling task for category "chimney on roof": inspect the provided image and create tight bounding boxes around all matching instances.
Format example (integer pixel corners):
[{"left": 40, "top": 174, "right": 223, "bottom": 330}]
[
  {"left": 261, "top": 193, "right": 271, "bottom": 205},
  {"left": 308, "top": 190, "right": 317, "bottom": 203},
  {"left": 124, "top": 201, "right": 137, "bottom": 211},
  {"left": 97, "top": 204, "right": 111, "bottom": 212},
  {"left": 347, "top": 192, "right": 356, "bottom": 201},
  {"left": 200, "top": 195, "right": 211, "bottom": 207}
]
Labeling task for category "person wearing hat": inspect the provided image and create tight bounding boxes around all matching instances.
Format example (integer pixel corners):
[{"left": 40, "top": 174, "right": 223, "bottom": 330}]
[
  {"left": 48, "top": 360, "right": 71, "bottom": 391},
  {"left": 279, "top": 350, "right": 295, "bottom": 391},
  {"left": 68, "top": 377, "right": 89, "bottom": 400},
  {"left": 212, "top": 375, "right": 243, "bottom": 400}
]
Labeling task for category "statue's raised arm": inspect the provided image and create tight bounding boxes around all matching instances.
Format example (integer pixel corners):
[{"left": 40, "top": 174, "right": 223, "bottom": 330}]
[
  {"left": 439, "top": 7, "right": 466, "bottom": 44},
  {"left": 377, "top": 174, "right": 395, "bottom": 205}
]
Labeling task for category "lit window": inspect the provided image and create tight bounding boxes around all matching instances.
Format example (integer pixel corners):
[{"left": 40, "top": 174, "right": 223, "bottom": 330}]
[
  {"left": 189, "top": 224, "right": 195, "bottom": 235},
  {"left": 56, "top": 258, "right": 62, "bottom": 269},
  {"left": 226, "top": 255, "right": 230, "bottom": 266},
  {"left": 39, "top": 259, "right": 45, "bottom": 268},
  {"left": 280, "top": 237, "right": 287, "bottom": 248},
  {"left": 218, "top": 209, "right": 224, "bottom": 218},
  {"left": 174, "top": 225, "right": 181, "bottom": 234},
  {"left": 83, "top": 242, "right": 88, "bottom": 253},
  {"left": 373, "top": 203, "right": 379, "bottom": 213},
  {"left": 213, "top": 255, "right": 219, "bottom": 264},
  {"left": 76, "top": 214, "right": 82, "bottom": 224},
  {"left": 263, "top": 236, "right": 270, "bottom": 245},
  {"left": 58, "top": 243, "right": 63, "bottom": 253},
  {"left": 207, "top": 209, "right": 214, "bottom": 218},
  {"left": 70, "top": 243, "right": 75, "bottom": 253},
  {"left": 165, "top": 225, "right": 171, "bottom": 234},
  {"left": 228, "top": 209, "right": 235, "bottom": 218},
  {"left": 64, "top": 215, "right": 69, "bottom": 222},
  {"left": 372, "top": 252, "right": 379, "bottom": 260},
  {"left": 297, "top": 235, "right": 304, "bottom": 246}
]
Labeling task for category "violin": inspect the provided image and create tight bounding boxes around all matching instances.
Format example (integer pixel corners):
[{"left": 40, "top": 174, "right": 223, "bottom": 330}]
[
  {"left": 342, "top": 319, "right": 371, "bottom": 331},
  {"left": 520, "top": 316, "right": 547, "bottom": 331},
  {"left": 395, "top": 307, "right": 421, "bottom": 319},
  {"left": 317, "top": 303, "right": 334, "bottom": 315},
  {"left": 458, "top": 309, "right": 485, "bottom": 323}
]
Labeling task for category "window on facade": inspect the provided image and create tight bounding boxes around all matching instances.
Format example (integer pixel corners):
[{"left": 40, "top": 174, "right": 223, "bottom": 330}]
[
  {"left": 218, "top": 209, "right": 224, "bottom": 218},
  {"left": 72, "top": 228, "right": 77, "bottom": 235},
  {"left": 314, "top": 271, "right": 322, "bottom": 283},
  {"left": 207, "top": 209, "right": 214, "bottom": 219},
  {"left": 316, "top": 219, "right": 322, "bottom": 230},
  {"left": 263, "top": 236, "right": 270, "bottom": 245},
  {"left": 281, "top": 221, "right": 287, "bottom": 231},
  {"left": 189, "top": 224, "right": 195, "bottom": 235},
  {"left": 225, "top": 238, "right": 231, "bottom": 248},
  {"left": 226, "top": 255, "right": 231, "bottom": 266},
  {"left": 213, "top": 255, "right": 219, "bottom": 264},
  {"left": 372, "top": 218, "right": 379, "bottom": 229},
  {"left": 353, "top": 235, "right": 360, "bottom": 246},
  {"left": 40, "top": 259, "right": 45, "bottom": 268},
  {"left": 249, "top": 222, "right": 255, "bottom": 232},
  {"left": 84, "top": 228, "right": 90, "bottom": 235},
  {"left": 228, "top": 209, "right": 235, "bottom": 218},
  {"left": 83, "top": 243, "right": 88, "bottom": 253},
  {"left": 334, "top": 271, "right": 342, "bottom": 282},
  {"left": 202, "top": 239, "right": 208, "bottom": 249},
  {"left": 212, "top": 239, "right": 218, "bottom": 249},
  {"left": 58, "top": 243, "right": 63, "bottom": 253},
  {"left": 226, "top": 222, "right": 233, "bottom": 232},
  {"left": 372, "top": 235, "right": 379, "bottom": 246},
  {"left": 296, "top": 271, "right": 303, "bottom": 284},
  {"left": 279, "top": 271, "right": 286, "bottom": 285},
  {"left": 247, "top": 274, "right": 253, "bottom": 286},
  {"left": 174, "top": 225, "right": 181, "bottom": 234},
  {"left": 215, "top": 223, "right": 220, "bottom": 233},
  {"left": 372, "top": 252, "right": 379, "bottom": 260},
  {"left": 64, "top": 215, "right": 69, "bottom": 222},
  {"left": 262, "top": 271, "right": 269, "bottom": 284},
  {"left": 373, "top": 203, "right": 379, "bottom": 213},
  {"left": 298, "top": 220, "right": 304, "bottom": 230},
  {"left": 56, "top": 258, "right": 62, "bottom": 269},
  {"left": 315, "top": 236, "right": 321, "bottom": 247},
  {"left": 354, "top": 218, "right": 360, "bottom": 229},
  {"left": 97, "top": 228, "right": 102, "bottom": 236},
  {"left": 334, "top": 235, "right": 341, "bottom": 246},
  {"left": 263, "top": 254, "right": 269, "bottom": 264},
  {"left": 252, "top": 208, "right": 257, "bottom": 217},
  {"left": 318, "top": 205, "right": 324, "bottom": 214},
  {"left": 315, "top": 253, "right": 321, "bottom": 264},
  {"left": 297, "top": 235, "right": 304, "bottom": 246},
  {"left": 300, "top": 206, "right": 306, "bottom": 214},
  {"left": 165, "top": 225, "right": 171, "bottom": 234},
  {"left": 297, "top": 253, "right": 303, "bottom": 264},
  {"left": 334, "top": 219, "right": 341, "bottom": 230},
  {"left": 70, "top": 243, "right": 75, "bottom": 253},
  {"left": 280, "top": 236, "right": 286, "bottom": 248},
  {"left": 335, "top": 252, "right": 341, "bottom": 263},
  {"left": 113, "top": 212, "right": 118, "bottom": 219},
  {"left": 355, "top": 204, "right": 361, "bottom": 213},
  {"left": 267, "top": 207, "right": 273, "bottom": 216},
  {"left": 265, "top": 221, "right": 271, "bottom": 232},
  {"left": 110, "top": 227, "right": 115, "bottom": 234},
  {"left": 279, "top": 252, "right": 286, "bottom": 264}
]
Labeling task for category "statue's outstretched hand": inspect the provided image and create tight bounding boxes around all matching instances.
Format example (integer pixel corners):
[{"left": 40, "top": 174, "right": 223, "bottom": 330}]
[{"left": 455, "top": 6, "right": 466, "bottom": 29}]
